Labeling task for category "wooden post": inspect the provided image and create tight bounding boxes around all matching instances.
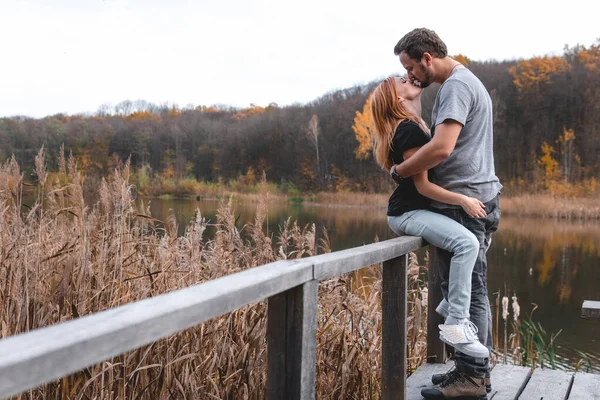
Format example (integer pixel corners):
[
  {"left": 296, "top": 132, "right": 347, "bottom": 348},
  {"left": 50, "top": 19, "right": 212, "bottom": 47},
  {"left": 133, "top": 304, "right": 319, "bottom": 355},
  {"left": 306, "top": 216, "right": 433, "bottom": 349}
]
[
  {"left": 427, "top": 247, "right": 446, "bottom": 363},
  {"left": 267, "top": 280, "right": 318, "bottom": 400},
  {"left": 381, "top": 254, "right": 408, "bottom": 400}
]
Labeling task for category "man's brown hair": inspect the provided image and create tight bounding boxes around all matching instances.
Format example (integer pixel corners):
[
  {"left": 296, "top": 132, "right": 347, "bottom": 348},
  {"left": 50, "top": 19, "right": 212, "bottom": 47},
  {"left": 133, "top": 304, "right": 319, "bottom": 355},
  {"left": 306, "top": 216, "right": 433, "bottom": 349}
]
[{"left": 393, "top": 28, "right": 448, "bottom": 60}]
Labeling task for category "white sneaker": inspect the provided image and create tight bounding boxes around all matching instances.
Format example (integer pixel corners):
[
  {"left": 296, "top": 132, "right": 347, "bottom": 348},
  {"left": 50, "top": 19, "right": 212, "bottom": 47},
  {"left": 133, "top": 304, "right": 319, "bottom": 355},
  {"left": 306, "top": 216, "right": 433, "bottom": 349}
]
[{"left": 439, "top": 319, "right": 490, "bottom": 358}]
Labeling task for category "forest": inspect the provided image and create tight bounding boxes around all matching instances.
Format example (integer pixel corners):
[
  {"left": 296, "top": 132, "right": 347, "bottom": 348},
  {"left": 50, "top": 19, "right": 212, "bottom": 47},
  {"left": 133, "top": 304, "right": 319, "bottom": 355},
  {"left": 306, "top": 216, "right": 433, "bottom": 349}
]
[{"left": 1, "top": 42, "right": 598, "bottom": 197}]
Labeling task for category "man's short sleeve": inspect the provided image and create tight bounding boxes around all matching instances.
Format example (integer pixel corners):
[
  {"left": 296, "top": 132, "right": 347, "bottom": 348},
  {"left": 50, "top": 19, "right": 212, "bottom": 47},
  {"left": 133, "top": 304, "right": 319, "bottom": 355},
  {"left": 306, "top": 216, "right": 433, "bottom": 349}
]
[{"left": 434, "top": 80, "right": 472, "bottom": 127}]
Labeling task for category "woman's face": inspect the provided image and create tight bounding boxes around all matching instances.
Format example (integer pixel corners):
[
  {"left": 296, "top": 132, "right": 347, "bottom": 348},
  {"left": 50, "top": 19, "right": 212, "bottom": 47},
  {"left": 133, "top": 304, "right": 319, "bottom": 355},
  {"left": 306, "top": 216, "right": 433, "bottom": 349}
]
[{"left": 395, "top": 76, "right": 422, "bottom": 102}]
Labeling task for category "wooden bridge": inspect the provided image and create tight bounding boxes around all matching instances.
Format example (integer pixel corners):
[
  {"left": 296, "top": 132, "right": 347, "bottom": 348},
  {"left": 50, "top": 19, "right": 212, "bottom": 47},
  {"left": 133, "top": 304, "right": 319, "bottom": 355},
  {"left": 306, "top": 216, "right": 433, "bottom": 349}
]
[
  {"left": 407, "top": 361, "right": 600, "bottom": 399},
  {"left": 0, "top": 236, "right": 598, "bottom": 399}
]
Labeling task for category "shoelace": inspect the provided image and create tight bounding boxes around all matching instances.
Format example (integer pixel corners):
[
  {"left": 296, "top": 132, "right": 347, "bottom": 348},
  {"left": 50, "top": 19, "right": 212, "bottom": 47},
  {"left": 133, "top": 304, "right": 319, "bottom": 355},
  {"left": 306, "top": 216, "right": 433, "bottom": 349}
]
[
  {"left": 462, "top": 320, "right": 479, "bottom": 341},
  {"left": 440, "top": 370, "right": 463, "bottom": 388}
]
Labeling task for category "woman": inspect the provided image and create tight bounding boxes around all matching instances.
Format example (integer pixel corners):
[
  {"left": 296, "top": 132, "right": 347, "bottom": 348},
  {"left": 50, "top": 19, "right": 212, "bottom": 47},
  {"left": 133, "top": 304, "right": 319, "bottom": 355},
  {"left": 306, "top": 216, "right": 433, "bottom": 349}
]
[{"left": 371, "top": 76, "right": 488, "bottom": 358}]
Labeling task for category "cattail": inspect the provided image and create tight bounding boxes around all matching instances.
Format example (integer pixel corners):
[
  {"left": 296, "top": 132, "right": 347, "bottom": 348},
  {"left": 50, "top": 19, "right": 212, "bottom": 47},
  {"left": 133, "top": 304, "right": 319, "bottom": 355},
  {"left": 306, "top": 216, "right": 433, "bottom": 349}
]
[
  {"left": 57, "top": 143, "right": 66, "bottom": 175},
  {"left": 512, "top": 295, "right": 520, "bottom": 322},
  {"left": 502, "top": 296, "right": 509, "bottom": 321},
  {"left": 34, "top": 146, "right": 47, "bottom": 188}
]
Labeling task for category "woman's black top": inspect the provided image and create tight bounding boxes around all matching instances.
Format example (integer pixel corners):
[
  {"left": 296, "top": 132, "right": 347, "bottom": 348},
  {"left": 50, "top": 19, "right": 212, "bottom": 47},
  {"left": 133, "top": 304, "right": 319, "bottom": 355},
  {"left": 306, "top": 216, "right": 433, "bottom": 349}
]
[{"left": 387, "top": 120, "right": 432, "bottom": 216}]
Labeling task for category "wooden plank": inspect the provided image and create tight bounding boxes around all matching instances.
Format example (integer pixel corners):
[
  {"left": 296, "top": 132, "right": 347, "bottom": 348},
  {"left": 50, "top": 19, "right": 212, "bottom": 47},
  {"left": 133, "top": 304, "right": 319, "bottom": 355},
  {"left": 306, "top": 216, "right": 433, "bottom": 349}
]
[
  {"left": 313, "top": 236, "right": 423, "bottom": 280},
  {"left": 582, "top": 300, "right": 600, "bottom": 320},
  {"left": 406, "top": 362, "right": 454, "bottom": 400},
  {"left": 519, "top": 368, "right": 574, "bottom": 400},
  {"left": 568, "top": 372, "right": 600, "bottom": 399},
  {"left": 427, "top": 247, "right": 446, "bottom": 364},
  {"left": 0, "top": 259, "right": 313, "bottom": 399},
  {"left": 267, "top": 280, "right": 318, "bottom": 400},
  {"left": 488, "top": 364, "right": 531, "bottom": 400},
  {"left": 381, "top": 255, "right": 408, "bottom": 400}
]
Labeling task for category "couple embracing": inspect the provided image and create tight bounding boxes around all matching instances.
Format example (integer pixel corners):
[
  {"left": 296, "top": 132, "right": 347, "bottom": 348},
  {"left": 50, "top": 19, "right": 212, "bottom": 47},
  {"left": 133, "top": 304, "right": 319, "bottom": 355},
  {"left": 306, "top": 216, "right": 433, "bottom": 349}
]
[{"left": 372, "top": 28, "right": 502, "bottom": 400}]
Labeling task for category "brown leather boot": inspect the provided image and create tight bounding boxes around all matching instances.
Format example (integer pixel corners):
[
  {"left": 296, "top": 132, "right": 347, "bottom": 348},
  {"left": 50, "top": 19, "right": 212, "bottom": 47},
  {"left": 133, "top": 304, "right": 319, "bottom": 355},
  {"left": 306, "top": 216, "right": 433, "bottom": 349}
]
[
  {"left": 421, "top": 371, "right": 488, "bottom": 399},
  {"left": 432, "top": 368, "right": 491, "bottom": 393}
]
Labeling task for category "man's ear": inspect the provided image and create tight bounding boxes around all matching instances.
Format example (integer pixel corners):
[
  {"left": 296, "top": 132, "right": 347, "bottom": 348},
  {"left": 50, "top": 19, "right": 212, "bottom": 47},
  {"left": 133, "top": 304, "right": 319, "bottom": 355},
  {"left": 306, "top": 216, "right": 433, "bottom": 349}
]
[{"left": 422, "top": 52, "right": 433, "bottom": 66}]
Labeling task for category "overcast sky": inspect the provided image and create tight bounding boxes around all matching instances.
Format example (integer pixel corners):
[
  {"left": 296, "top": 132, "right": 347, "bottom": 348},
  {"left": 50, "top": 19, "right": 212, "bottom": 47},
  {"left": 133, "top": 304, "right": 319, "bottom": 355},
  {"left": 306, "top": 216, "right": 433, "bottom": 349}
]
[{"left": 1, "top": 0, "right": 598, "bottom": 118}]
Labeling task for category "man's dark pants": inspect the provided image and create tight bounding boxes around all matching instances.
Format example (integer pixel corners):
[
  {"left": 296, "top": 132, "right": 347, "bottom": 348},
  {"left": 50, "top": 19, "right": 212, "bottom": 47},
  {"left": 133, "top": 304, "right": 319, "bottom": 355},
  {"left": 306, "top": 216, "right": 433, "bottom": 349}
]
[{"left": 432, "top": 194, "right": 501, "bottom": 379}]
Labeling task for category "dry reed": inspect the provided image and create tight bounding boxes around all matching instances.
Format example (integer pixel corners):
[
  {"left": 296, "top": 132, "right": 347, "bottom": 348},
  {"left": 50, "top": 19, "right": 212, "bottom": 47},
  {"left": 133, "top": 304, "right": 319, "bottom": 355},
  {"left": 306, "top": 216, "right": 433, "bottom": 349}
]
[
  {"left": 500, "top": 194, "right": 600, "bottom": 219},
  {"left": 0, "top": 150, "right": 428, "bottom": 399}
]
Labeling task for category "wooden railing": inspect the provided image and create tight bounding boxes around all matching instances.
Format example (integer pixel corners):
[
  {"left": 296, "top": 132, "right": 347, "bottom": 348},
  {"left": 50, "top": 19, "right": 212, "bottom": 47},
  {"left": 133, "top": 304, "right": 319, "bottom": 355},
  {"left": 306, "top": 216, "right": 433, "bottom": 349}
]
[{"left": 0, "top": 236, "right": 447, "bottom": 399}]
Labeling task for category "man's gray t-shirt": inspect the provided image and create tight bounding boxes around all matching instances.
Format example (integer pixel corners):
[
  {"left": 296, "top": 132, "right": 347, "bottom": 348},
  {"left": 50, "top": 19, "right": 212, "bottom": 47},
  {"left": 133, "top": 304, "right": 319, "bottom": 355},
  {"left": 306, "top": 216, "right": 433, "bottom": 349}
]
[{"left": 430, "top": 67, "right": 502, "bottom": 208}]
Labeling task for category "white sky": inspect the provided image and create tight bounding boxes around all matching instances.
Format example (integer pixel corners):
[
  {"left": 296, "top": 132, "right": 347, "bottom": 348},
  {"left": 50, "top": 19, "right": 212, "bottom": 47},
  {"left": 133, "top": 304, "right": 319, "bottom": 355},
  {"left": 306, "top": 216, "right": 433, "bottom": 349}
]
[{"left": 1, "top": 0, "right": 598, "bottom": 118}]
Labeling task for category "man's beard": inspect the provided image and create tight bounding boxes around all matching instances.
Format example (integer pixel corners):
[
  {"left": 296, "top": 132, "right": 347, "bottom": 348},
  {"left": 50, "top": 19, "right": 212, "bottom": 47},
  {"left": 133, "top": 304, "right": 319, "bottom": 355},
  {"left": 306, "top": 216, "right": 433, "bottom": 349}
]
[{"left": 414, "top": 67, "right": 434, "bottom": 88}]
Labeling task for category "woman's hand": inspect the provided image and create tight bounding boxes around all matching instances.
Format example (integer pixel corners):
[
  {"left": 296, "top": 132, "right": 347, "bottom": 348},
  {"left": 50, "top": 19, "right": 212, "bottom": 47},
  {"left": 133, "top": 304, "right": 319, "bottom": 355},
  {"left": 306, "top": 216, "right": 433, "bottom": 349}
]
[{"left": 460, "top": 196, "right": 487, "bottom": 218}]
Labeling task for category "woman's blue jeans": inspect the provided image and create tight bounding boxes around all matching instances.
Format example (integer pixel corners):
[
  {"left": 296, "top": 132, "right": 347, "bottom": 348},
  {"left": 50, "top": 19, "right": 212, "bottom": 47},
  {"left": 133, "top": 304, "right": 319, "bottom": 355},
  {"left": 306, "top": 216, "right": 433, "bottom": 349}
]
[{"left": 388, "top": 209, "right": 479, "bottom": 319}]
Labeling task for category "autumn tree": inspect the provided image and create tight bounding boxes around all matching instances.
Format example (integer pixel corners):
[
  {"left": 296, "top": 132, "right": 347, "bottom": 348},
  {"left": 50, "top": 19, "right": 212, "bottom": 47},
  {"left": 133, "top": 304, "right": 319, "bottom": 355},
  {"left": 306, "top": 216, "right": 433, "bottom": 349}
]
[
  {"left": 353, "top": 94, "right": 373, "bottom": 160},
  {"left": 509, "top": 56, "right": 571, "bottom": 92}
]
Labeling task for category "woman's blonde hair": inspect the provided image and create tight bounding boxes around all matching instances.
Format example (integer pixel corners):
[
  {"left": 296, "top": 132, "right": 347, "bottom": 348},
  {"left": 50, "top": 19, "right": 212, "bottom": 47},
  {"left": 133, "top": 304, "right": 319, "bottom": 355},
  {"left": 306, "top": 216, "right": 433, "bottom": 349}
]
[{"left": 370, "top": 77, "right": 419, "bottom": 170}]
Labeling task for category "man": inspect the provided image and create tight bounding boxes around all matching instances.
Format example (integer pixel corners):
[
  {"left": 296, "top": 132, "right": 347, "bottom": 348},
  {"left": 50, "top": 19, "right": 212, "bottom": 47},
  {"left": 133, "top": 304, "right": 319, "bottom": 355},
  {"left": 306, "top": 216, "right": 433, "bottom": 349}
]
[{"left": 391, "top": 28, "right": 502, "bottom": 399}]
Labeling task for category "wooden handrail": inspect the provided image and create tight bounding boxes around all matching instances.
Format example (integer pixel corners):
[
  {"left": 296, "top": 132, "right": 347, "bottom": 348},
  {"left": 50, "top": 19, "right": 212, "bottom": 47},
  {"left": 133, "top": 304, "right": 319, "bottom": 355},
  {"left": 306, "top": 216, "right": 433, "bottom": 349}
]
[{"left": 0, "top": 236, "right": 425, "bottom": 399}]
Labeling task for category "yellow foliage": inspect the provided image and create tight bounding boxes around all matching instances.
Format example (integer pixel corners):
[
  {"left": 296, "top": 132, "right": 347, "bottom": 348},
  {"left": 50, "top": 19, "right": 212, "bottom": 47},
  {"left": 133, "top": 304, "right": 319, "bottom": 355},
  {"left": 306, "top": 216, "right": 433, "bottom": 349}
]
[
  {"left": 330, "top": 165, "right": 350, "bottom": 192},
  {"left": 536, "top": 129, "right": 596, "bottom": 196},
  {"left": 509, "top": 56, "right": 571, "bottom": 91},
  {"left": 353, "top": 95, "right": 373, "bottom": 160},
  {"left": 537, "top": 142, "right": 559, "bottom": 184},
  {"left": 240, "top": 166, "right": 257, "bottom": 186},
  {"left": 535, "top": 243, "right": 555, "bottom": 286},
  {"left": 162, "top": 165, "right": 175, "bottom": 179}
]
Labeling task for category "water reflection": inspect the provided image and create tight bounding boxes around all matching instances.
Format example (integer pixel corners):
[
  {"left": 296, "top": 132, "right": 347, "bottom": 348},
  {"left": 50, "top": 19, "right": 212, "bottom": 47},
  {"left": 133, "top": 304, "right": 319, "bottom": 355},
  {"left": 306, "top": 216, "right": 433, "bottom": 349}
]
[
  {"left": 143, "top": 198, "right": 600, "bottom": 372},
  {"left": 141, "top": 197, "right": 394, "bottom": 250},
  {"left": 491, "top": 217, "right": 600, "bottom": 372}
]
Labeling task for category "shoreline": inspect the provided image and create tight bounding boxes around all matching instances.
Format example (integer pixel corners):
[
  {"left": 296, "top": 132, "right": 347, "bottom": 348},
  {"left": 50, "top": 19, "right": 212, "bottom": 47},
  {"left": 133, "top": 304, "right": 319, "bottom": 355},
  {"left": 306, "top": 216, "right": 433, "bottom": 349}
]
[{"left": 140, "top": 192, "right": 600, "bottom": 220}]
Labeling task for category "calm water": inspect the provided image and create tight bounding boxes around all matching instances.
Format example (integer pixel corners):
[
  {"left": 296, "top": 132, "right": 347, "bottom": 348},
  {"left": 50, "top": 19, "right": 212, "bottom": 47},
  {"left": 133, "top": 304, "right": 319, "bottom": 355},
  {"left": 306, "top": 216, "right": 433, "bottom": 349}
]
[{"left": 143, "top": 197, "right": 600, "bottom": 372}]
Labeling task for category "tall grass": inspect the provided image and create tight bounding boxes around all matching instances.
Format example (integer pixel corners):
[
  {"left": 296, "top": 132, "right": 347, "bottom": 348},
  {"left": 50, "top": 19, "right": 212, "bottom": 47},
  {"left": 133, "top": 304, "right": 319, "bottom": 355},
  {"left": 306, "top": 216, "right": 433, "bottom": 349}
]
[
  {"left": 500, "top": 194, "right": 600, "bottom": 219},
  {"left": 0, "top": 149, "right": 428, "bottom": 399},
  {"left": 490, "top": 294, "right": 591, "bottom": 372}
]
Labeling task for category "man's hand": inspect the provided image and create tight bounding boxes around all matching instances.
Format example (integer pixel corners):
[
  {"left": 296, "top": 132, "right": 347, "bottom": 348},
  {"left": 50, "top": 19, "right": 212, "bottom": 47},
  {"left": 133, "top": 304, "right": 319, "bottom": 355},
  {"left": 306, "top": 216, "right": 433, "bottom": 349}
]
[{"left": 395, "top": 120, "right": 463, "bottom": 178}]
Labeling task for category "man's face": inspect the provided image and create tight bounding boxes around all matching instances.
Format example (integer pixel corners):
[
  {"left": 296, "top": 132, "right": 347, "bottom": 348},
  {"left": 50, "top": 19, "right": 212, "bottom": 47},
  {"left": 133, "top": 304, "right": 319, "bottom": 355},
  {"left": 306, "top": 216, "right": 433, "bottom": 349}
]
[{"left": 399, "top": 51, "right": 434, "bottom": 88}]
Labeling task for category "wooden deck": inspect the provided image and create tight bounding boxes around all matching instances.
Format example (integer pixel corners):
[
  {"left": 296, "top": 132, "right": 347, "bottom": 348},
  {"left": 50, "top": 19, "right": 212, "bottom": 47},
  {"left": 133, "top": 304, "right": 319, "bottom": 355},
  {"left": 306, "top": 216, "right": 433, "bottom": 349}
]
[{"left": 407, "top": 362, "right": 600, "bottom": 399}]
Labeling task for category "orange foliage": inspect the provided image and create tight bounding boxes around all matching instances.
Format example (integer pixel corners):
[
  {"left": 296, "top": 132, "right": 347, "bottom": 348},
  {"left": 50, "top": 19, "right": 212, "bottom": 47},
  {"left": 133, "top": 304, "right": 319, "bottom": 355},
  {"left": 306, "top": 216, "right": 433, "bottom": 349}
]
[
  {"left": 353, "top": 94, "right": 373, "bottom": 160},
  {"left": 576, "top": 42, "right": 600, "bottom": 71},
  {"left": 452, "top": 54, "right": 470, "bottom": 66},
  {"left": 195, "top": 105, "right": 221, "bottom": 113},
  {"left": 509, "top": 56, "right": 571, "bottom": 91},
  {"left": 232, "top": 104, "right": 265, "bottom": 120},
  {"left": 127, "top": 111, "right": 161, "bottom": 121},
  {"left": 168, "top": 107, "right": 181, "bottom": 118}
]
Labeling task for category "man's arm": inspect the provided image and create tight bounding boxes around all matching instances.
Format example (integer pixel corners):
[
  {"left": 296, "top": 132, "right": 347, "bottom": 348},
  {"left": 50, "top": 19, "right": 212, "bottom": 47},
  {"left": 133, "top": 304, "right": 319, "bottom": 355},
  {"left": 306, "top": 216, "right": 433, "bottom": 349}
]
[{"left": 393, "top": 120, "right": 462, "bottom": 178}]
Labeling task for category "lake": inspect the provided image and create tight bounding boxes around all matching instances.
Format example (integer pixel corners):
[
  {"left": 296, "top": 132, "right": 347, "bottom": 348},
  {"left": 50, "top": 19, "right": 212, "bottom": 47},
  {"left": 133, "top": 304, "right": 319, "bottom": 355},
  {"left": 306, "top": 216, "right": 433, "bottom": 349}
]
[{"left": 142, "top": 197, "right": 600, "bottom": 372}]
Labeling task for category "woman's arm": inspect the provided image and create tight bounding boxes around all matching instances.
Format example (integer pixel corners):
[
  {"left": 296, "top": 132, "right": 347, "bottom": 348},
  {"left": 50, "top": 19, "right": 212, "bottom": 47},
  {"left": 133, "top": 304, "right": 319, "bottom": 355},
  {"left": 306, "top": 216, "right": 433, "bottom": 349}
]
[{"left": 403, "top": 147, "right": 486, "bottom": 218}]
